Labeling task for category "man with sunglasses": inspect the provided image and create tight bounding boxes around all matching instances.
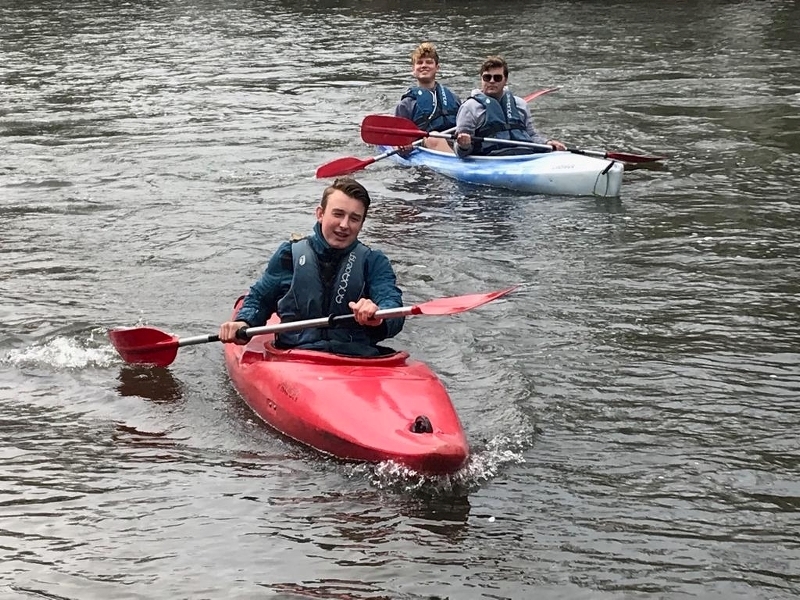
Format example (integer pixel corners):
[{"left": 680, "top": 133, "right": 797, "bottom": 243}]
[
  {"left": 218, "top": 177, "right": 405, "bottom": 358},
  {"left": 454, "top": 56, "right": 566, "bottom": 157},
  {"left": 394, "top": 42, "right": 461, "bottom": 153}
]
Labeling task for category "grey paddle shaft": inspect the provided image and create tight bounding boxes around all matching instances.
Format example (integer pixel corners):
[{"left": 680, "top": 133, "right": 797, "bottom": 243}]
[
  {"left": 430, "top": 131, "right": 557, "bottom": 154},
  {"left": 402, "top": 126, "right": 456, "bottom": 151},
  {"left": 176, "top": 306, "right": 417, "bottom": 347},
  {"left": 375, "top": 126, "right": 456, "bottom": 162},
  {"left": 238, "top": 306, "right": 416, "bottom": 340},
  {"left": 437, "top": 132, "right": 623, "bottom": 161},
  {"left": 241, "top": 307, "right": 414, "bottom": 339}
]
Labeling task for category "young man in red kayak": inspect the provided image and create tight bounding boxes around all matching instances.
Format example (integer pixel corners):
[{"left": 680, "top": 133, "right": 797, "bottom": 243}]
[
  {"left": 394, "top": 42, "right": 460, "bottom": 154},
  {"left": 218, "top": 177, "right": 405, "bottom": 357},
  {"left": 454, "top": 55, "right": 566, "bottom": 157}
]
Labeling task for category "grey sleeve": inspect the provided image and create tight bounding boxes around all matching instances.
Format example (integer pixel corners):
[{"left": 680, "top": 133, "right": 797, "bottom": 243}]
[
  {"left": 454, "top": 100, "right": 484, "bottom": 158},
  {"left": 394, "top": 97, "right": 416, "bottom": 121}
]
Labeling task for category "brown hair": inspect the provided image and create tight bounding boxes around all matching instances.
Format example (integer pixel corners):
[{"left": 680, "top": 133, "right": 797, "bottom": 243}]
[
  {"left": 480, "top": 55, "right": 509, "bottom": 78},
  {"left": 321, "top": 177, "right": 371, "bottom": 216},
  {"left": 411, "top": 42, "right": 440, "bottom": 65}
]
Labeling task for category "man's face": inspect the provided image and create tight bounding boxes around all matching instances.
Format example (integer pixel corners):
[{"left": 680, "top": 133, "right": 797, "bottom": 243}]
[
  {"left": 412, "top": 57, "right": 439, "bottom": 85},
  {"left": 316, "top": 190, "right": 365, "bottom": 249},
  {"left": 480, "top": 67, "right": 506, "bottom": 99}
]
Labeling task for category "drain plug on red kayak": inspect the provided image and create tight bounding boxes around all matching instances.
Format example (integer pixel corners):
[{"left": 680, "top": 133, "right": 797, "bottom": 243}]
[{"left": 412, "top": 415, "right": 433, "bottom": 434}]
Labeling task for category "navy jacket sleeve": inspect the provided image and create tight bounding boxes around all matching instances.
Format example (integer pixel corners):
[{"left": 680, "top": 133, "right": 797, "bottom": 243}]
[
  {"left": 234, "top": 242, "right": 293, "bottom": 326},
  {"left": 365, "top": 249, "right": 405, "bottom": 340}
]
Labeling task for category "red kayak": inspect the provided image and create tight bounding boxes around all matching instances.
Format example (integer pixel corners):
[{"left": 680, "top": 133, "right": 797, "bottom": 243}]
[{"left": 223, "top": 303, "right": 469, "bottom": 474}]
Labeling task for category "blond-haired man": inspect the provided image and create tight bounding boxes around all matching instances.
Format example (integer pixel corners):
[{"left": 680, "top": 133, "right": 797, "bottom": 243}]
[{"left": 395, "top": 42, "right": 461, "bottom": 153}]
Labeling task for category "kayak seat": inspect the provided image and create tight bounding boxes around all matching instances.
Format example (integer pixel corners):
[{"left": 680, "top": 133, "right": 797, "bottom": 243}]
[
  {"left": 375, "top": 344, "right": 399, "bottom": 356},
  {"left": 255, "top": 340, "right": 411, "bottom": 366}
]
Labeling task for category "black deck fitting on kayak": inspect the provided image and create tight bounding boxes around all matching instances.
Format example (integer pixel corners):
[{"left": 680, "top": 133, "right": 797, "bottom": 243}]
[{"left": 412, "top": 415, "right": 433, "bottom": 434}]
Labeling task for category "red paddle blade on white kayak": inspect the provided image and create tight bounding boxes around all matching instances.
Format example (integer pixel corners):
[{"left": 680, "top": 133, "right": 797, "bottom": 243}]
[
  {"left": 316, "top": 155, "right": 379, "bottom": 178},
  {"left": 360, "top": 115, "right": 427, "bottom": 146}
]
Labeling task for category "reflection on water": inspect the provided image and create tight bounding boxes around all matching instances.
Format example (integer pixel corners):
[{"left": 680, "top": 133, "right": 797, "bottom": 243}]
[{"left": 116, "top": 364, "right": 184, "bottom": 403}]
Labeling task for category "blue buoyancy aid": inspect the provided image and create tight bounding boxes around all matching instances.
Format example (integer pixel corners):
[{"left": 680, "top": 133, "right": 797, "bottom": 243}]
[
  {"left": 470, "top": 91, "right": 531, "bottom": 155},
  {"left": 275, "top": 238, "right": 375, "bottom": 354},
  {"left": 402, "top": 83, "right": 459, "bottom": 131}
]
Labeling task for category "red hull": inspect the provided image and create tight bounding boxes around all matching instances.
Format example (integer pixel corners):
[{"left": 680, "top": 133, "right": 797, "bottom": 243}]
[{"left": 223, "top": 314, "right": 468, "bottom": 474}]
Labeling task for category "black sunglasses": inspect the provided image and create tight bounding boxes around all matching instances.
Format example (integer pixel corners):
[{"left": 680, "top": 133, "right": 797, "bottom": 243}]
[{"left": 481, "top": 73, "right": 504, "bottom": 83}]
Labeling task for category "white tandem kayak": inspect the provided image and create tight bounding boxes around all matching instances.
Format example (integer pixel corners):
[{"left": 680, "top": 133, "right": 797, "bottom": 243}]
[{"left": 378, "top": 144, "right": 625, "bottom": 198}]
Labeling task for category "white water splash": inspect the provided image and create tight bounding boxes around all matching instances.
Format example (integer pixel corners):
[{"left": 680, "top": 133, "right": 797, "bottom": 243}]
[
  {"left": 358, "top": 431, "right": 531, "bottom": 495},
  {"left": 2, "top": 331, "right": 118, "bottom": 369},
  {"left": 460, "top": 435, "right": 528, "bottom": 482}
]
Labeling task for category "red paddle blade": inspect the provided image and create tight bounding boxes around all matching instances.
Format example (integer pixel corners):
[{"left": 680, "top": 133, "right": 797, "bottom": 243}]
[
  {"left": 316, "top": 156, "right": 376, "bottom": 178},
  {"left": 360, "top": 115, "right": 427, "bottom": 146},
  {"left": 109, "top": 326, "right": 179, "bottom": 367},
  {"left": 412, "top": 286, "right": 518, "bottom": 316},
  {"left": 523, "top": 87, "right": 560, "bottom": 102},
  {"left": 606, "top": 151, "right": 666, "bottom": 164}
]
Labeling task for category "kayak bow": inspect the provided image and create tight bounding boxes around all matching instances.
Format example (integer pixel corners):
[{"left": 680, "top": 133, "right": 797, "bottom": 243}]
[{"left": 224, "top": 303, "right": 470, "bottom": 474}]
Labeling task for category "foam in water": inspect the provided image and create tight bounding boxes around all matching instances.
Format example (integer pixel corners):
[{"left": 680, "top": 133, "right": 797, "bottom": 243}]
[
  {"left": 357, "top": 432, "right": 530, "bottom": 495},
  {"left": 2, "top": 330, "right": 119, "bottom": 369}
]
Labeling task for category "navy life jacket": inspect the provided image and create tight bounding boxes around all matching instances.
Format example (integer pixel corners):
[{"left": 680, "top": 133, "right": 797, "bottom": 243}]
[
  {"left": 275, "top": 238, "right": 375, "bottom": 355},
  {"left": 402, "top": 83, "right": 459, "bottom": 132},
  {"left": 470, "top": 91, "right": 531, "bottom": 155}
]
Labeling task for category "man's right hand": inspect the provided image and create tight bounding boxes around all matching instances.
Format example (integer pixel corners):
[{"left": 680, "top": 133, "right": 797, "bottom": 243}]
[
  {"left": 219, "top": 320, "right": 249, "bottom": 344},
  {"left": 455, "top": 132, "right": 472, "bottom": 150},
  {"left": 395, "top": 144, "right": 415, "bottom": 156}
]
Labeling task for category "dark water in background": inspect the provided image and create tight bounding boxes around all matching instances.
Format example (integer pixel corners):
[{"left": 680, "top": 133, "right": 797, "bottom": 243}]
[{"left": 1, "top": 0, "right": 799, "bottom": 598}]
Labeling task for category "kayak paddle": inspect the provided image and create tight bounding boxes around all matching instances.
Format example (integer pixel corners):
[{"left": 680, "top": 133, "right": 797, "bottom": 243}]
[
  {"left": 316, "top": 127, "right": 455, "bottom": 178},
  {"left": 109, "top": 286, "right": 518, "bottom": 367},
  {"left": 315, "top": 88, "right": 561, "bottom": 178},
  {"left": 360, "top": 115, "right": 666, "bottom": 164},
  {"left": 522, "top": 87, "right": 561, "bottom": 103}
]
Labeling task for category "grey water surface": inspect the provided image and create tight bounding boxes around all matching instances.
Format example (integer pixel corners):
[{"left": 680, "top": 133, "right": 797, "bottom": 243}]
[{"left": 1, "top": 1, "right": 799, "bottom": 598}]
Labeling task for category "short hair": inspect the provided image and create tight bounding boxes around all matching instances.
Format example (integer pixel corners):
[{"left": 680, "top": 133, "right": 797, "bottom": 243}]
[
  {"left": 411, "top": 42, "right": 440, "bottom": 65},
  {"left": 480, "top": 55, "right": 509, "bottom": 78},
  {"left": 321, "top": 177, "right": 371, "bottom": 216}
]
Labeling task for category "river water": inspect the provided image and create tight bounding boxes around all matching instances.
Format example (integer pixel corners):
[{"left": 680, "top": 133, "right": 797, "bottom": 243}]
[{"left": 1, "top": 1, "right": 798, "bottom": 598}]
